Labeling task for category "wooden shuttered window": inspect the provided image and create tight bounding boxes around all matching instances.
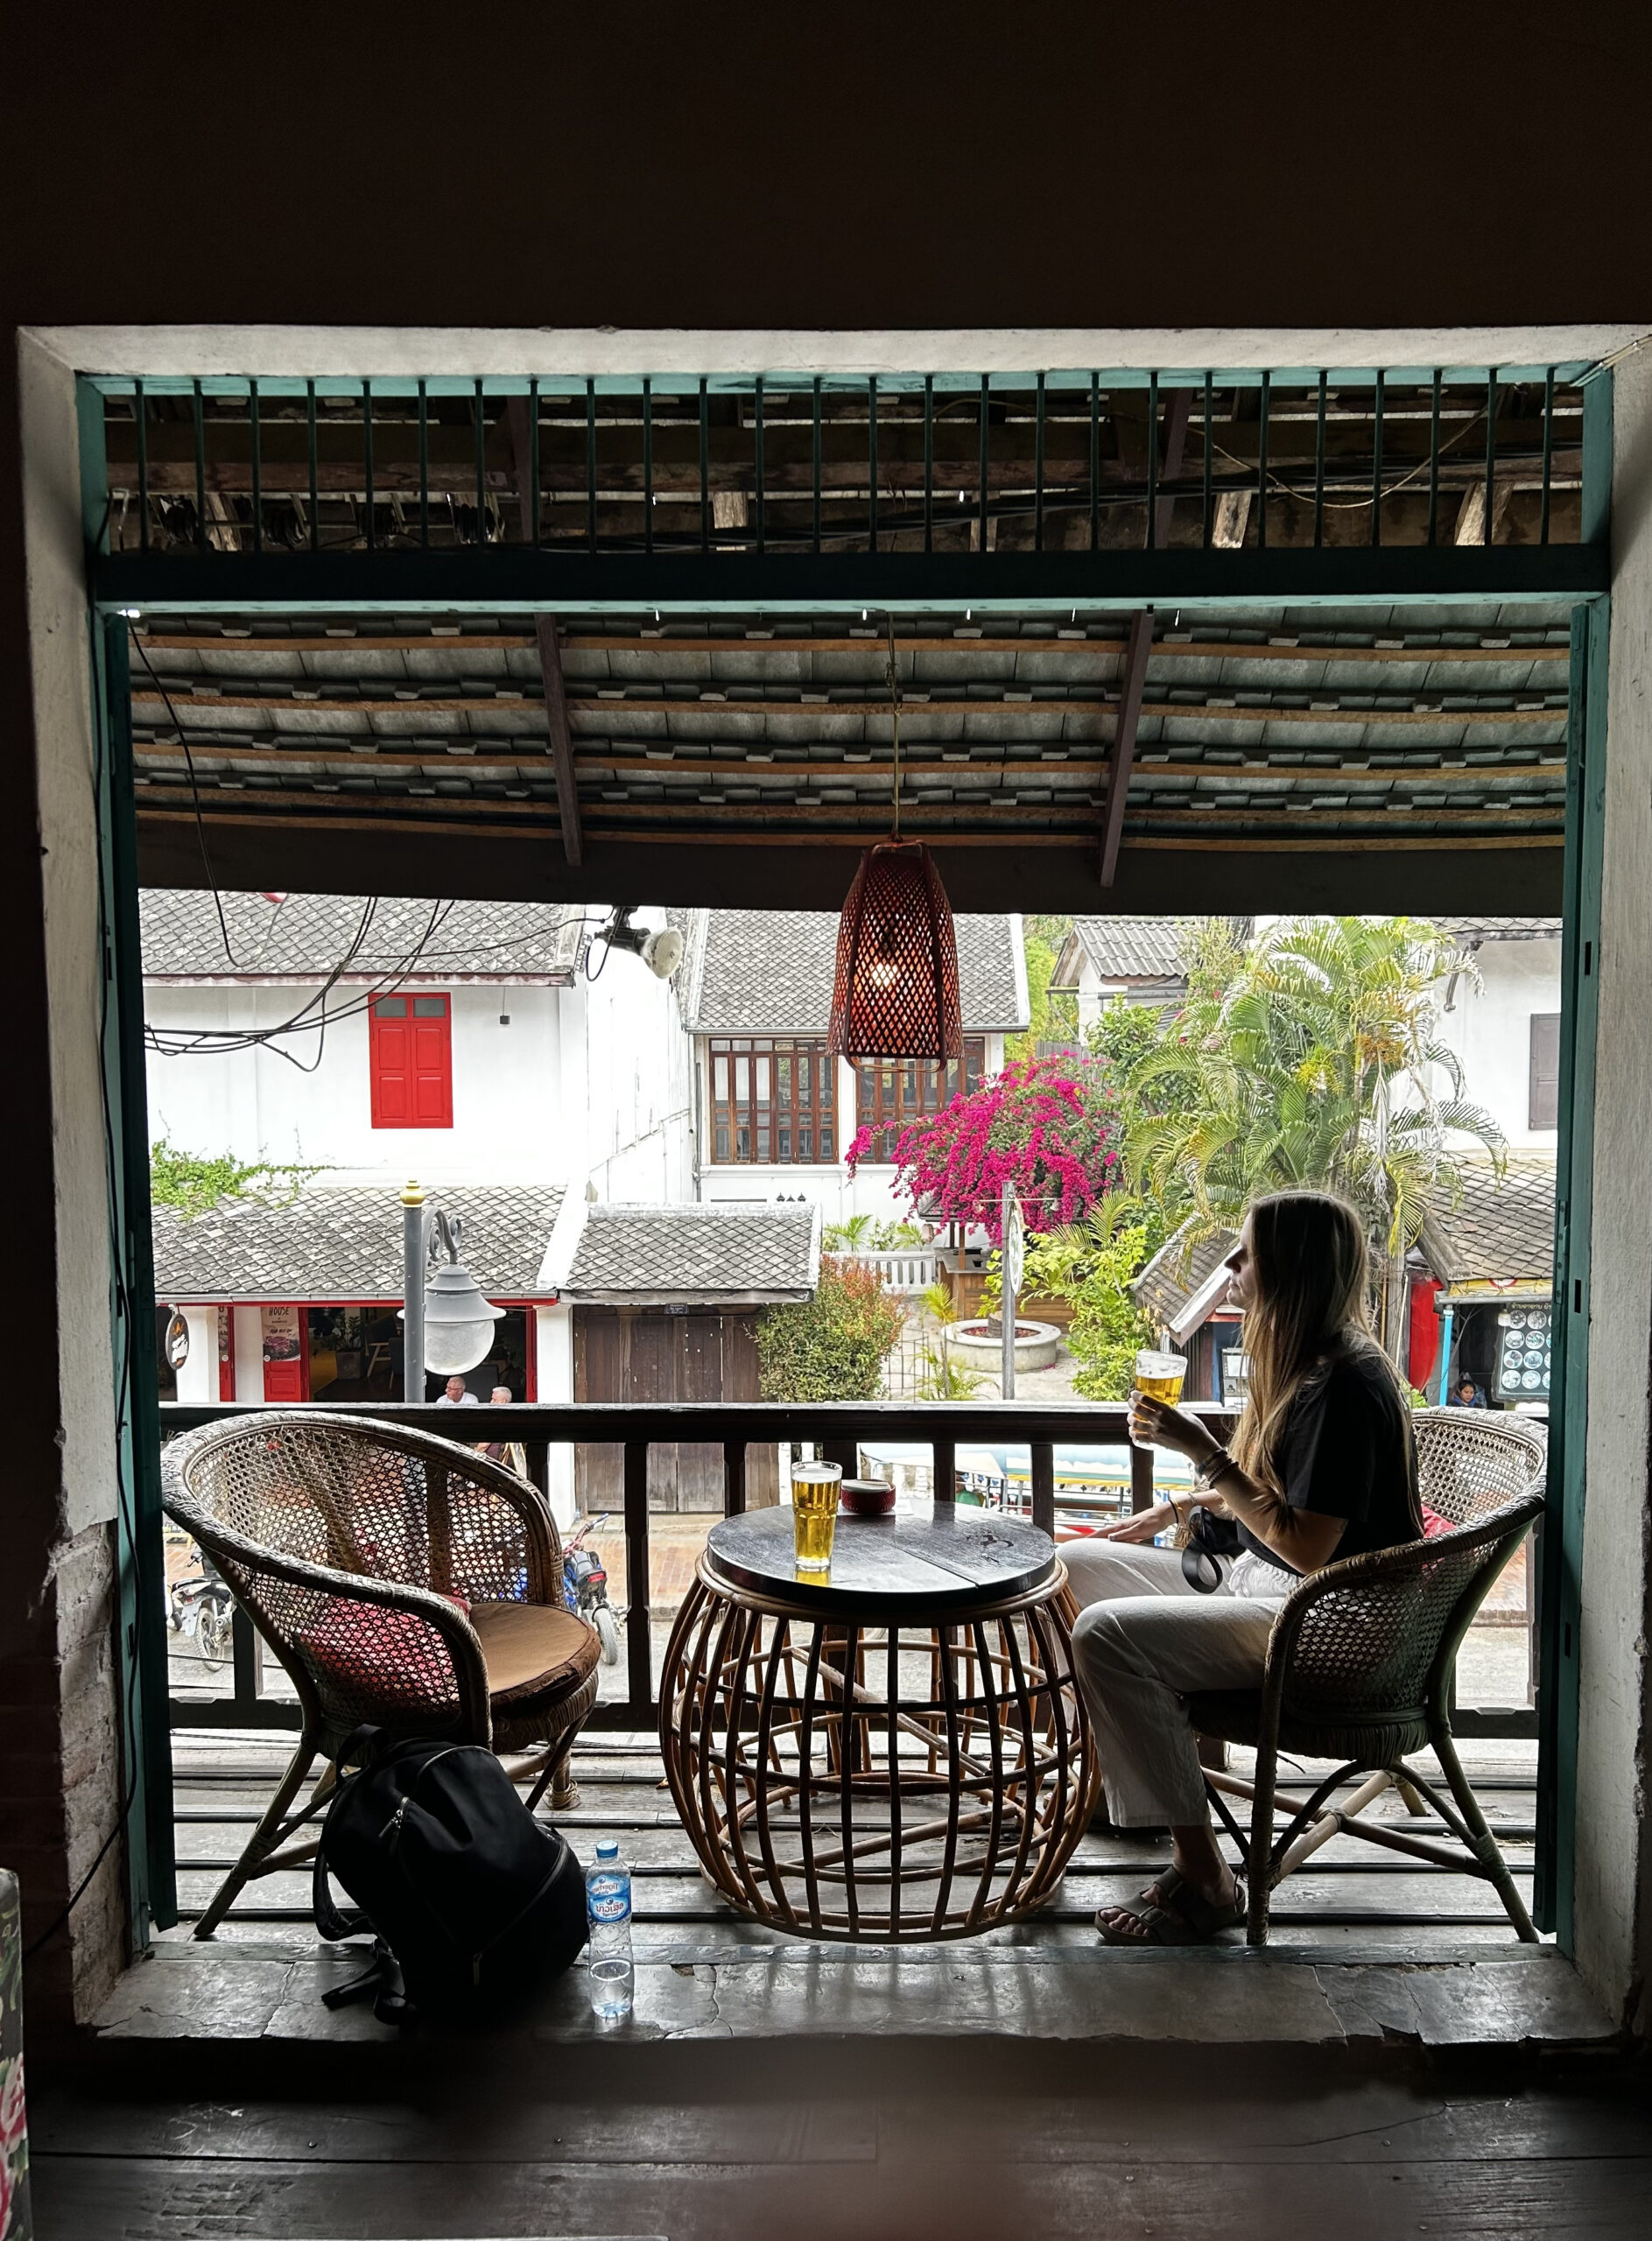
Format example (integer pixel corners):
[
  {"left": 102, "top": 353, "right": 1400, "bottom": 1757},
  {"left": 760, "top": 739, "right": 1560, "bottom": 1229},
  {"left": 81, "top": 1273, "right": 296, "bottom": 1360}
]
[
  {"left": 707, "top": 1039, "right": 835, "bottom": 1163},
  {"left": 854, "top": 1037, "right": 987, "bottom": 1162},
  {"left": 369, "top": 992, "right": 453, "bottom": 1128},
  {"left": 1529, "top": 1011, "right": 1561, "bottom": 1131}
]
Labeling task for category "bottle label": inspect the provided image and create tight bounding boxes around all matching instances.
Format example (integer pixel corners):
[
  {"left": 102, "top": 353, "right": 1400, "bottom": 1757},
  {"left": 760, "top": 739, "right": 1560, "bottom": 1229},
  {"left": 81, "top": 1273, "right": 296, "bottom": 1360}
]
[{"left": 587, "top": 1873, "right": 630, "bottom": 1926}]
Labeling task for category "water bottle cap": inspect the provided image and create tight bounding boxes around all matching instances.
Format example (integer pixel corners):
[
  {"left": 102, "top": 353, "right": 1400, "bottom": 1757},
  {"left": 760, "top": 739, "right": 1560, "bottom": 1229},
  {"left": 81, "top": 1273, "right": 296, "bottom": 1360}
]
[{"left": 595, "top": 1838, "right": 618, "bottom": 1860}]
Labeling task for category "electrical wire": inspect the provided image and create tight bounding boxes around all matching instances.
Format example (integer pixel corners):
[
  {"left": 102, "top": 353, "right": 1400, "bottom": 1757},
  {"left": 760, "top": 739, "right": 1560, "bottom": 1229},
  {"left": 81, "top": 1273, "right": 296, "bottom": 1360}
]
[{"left": 130, "top": 629, "right": 239, "bottom": 965}]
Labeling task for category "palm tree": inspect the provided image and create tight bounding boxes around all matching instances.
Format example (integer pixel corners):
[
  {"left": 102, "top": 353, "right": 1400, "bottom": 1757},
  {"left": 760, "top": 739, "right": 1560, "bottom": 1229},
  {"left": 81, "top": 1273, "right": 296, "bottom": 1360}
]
[{"left": 1123, "top": 917, "right": 1506, "bottom": 1359}]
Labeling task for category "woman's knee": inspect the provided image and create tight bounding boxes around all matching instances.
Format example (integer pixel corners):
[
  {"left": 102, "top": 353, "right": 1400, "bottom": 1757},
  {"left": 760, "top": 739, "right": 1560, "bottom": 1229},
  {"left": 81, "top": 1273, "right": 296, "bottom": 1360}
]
[{"left": 1070, "top": 1598, "right": 1135, "bottom": 1681}]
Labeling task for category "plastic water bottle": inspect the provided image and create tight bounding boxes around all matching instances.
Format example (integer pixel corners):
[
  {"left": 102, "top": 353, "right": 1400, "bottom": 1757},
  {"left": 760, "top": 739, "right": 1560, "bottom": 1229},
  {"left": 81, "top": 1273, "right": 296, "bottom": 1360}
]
[{"left": 585, "top": 1838, "right": 634, "bottom": 2018}]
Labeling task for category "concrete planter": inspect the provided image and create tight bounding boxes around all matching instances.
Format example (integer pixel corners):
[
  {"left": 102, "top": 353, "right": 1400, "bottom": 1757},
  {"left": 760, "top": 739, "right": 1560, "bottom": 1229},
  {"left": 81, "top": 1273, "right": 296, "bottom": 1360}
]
[{"left": 943, "top": 1318, "right": 1061, "bottom": 1373}]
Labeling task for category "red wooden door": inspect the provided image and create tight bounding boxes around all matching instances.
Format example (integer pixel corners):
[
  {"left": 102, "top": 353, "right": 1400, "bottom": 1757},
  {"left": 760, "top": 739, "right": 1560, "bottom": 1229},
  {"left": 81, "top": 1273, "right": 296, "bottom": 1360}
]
[
  {"left": 369, "top": 994, "right": 453, "bottom": 1128},
  {"left": 261, "top": 1303, "right": 308, "bottom": 1402}
]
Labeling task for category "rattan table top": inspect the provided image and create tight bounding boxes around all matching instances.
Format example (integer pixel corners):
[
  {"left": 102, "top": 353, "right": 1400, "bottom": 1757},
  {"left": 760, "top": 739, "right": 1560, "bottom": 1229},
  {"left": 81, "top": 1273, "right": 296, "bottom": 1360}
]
[{"left": 703, "top": 1504, "right": 1057, "bottom": 1617}]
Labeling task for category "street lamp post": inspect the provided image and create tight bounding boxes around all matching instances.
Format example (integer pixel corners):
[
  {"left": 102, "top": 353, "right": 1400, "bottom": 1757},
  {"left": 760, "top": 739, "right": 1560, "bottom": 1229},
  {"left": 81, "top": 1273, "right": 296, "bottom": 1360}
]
[
  {"left": 397, "top": 1181, "right": 506, "bottom": 1400},
  {"left": 400, "top": 1180, "right": 428, "bottom": 1401}
]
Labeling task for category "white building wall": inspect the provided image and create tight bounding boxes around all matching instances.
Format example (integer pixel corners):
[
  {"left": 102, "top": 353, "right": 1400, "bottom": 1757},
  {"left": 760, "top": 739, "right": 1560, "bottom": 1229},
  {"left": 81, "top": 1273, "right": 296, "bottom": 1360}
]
[
  {"left": 144, "top": 917, "right": 697, "bottom": 1205},
  {"left": 559, "top": 929, "right": 696, "bottom": 1204},
  {"left": 144, "top": 982, "right": 565, "bottom": 1184},
  {"left": 535, "top": 1303, "right": 575, "bottom": 1528},
  {"left": 1432, "top": 936, "right": 1563, "bottom": 1149},
  {"left": 232, "top": 1303, "right": 264, "bottom": 1402},
  {"left": 173, "top": 1306, "right": 216, "bottom": 1405}
]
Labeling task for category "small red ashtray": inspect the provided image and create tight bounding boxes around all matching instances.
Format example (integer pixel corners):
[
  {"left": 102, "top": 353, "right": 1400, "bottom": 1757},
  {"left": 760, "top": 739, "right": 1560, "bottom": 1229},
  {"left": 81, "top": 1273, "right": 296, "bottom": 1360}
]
[{"left": 839, "top": 1479, "right": 897, "bottom": 1519}]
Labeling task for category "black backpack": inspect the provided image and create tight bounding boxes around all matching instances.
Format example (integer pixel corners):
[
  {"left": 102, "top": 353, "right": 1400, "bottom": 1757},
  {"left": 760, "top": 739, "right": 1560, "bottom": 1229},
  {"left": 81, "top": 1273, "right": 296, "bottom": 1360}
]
[{"left": 313, "top": 1729, "right": 587, "bottom": 2024}]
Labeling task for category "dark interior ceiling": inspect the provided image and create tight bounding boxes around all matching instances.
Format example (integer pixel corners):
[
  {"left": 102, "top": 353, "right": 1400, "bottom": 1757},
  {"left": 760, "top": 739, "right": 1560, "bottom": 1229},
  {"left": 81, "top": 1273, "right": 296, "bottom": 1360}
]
[{"left": 129, "top": 602, "right": 1571, "bottom": 915}]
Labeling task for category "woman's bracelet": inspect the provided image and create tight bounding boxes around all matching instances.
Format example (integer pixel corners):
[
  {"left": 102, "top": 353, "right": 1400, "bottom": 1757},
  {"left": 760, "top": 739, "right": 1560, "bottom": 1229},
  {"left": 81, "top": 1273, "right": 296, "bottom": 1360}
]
[{"left": 1193, "top": 1447, "right": 1234, "bottom": 1492}]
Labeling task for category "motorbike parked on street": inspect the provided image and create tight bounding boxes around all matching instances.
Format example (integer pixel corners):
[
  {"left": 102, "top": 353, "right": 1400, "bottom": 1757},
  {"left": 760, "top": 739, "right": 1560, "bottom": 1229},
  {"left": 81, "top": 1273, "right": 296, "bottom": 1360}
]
[
  {"left": 562, "top": 1514, "right": 620, "bottom": 1666},
  {"left": 168, "top": 1549, "right": 235, "bottom": 1672}
]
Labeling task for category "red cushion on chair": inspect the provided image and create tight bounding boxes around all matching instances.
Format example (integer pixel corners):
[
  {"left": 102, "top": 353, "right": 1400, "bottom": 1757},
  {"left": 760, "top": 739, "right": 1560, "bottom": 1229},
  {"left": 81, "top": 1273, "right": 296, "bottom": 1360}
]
[
  {"left": 1421, "top": 1505, "right": 1455, "bottom": 1539},
  {"left": 298, "top": 1601, "right": 461, "bottom": 1716}
]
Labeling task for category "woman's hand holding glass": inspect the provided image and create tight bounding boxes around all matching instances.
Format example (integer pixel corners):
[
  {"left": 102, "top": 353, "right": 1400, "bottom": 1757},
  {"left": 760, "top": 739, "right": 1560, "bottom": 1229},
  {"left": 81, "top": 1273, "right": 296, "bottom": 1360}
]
[{"left": 1127, "top": 1392, "right": 1223, "bottom": 1470}]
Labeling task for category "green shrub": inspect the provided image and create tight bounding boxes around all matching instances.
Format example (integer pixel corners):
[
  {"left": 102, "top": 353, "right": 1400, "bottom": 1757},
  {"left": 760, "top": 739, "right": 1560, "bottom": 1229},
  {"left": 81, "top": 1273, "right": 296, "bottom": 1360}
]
[
  {"left": 150, "top": 1139, "right": 317, "bottom": 1220},
  {"left": 756, "top": 1261, "right": 903, "bottom": 1402}
]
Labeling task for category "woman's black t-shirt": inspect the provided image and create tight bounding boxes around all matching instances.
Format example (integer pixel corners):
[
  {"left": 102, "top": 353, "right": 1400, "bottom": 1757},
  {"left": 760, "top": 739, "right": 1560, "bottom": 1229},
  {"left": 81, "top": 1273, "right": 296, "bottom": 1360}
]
[{"left": 1237, "top": 1336, "right": 1419, "bottom": 1575}]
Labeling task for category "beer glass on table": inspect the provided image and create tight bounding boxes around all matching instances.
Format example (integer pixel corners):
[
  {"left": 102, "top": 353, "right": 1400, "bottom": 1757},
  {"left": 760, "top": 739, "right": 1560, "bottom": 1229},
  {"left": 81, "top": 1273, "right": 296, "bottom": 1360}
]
[
  {"left": 791, "top": 1460, "right": 843, "bottom": 1572},
  {"left": 1131, "top": 1350, "right": 1187, "bottom": 1447}
]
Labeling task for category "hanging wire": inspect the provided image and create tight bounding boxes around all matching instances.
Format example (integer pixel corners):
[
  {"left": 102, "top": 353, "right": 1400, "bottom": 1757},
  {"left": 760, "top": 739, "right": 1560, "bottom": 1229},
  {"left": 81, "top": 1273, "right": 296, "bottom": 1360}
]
[{"left": 885, "top": 612, "right": 903, "bottom": 842}]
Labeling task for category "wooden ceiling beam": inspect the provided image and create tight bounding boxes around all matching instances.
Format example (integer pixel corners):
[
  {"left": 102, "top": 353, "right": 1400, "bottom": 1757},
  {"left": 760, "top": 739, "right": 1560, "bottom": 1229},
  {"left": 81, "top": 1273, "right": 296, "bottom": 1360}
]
[
  {"left": 1100, "top": 610, "right": 1152, "bottom": 888},
  {"left": 534, "top": 615, "right": 582, "bottom": 867},
  {"left": 131, "top": 691, "right": 1567, "bottom": 729},
  {"left": 131, "top": 740, "right": 1568, "bottom": 786},
  {"left": 129, "top": 632, "right": 1571, "bottom": 665}
]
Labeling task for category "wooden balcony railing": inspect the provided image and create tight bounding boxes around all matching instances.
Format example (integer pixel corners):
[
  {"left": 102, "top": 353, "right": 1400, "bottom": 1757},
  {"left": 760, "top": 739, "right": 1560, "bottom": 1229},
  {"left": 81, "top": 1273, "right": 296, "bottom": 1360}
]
[{"left": 155, "top": 1397, "right": 1533, "bottom": 1739}]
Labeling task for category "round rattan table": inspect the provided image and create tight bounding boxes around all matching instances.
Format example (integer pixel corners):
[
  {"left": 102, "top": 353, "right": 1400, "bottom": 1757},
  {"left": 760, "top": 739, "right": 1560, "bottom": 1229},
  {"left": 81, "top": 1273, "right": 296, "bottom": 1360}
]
[{"left": 660, "top": 1505, "right": 1098, "bottom": 1942}]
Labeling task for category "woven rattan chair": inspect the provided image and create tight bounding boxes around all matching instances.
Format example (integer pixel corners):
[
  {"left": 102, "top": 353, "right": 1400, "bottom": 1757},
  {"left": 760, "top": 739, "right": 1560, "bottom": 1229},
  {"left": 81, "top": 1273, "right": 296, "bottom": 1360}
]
[
  {"left": 163, "top": 1410, "right": 601, "bottom": 1938},
  {"left": 1188, "top": 1407, "right": 1548, "bottom": 1947}
]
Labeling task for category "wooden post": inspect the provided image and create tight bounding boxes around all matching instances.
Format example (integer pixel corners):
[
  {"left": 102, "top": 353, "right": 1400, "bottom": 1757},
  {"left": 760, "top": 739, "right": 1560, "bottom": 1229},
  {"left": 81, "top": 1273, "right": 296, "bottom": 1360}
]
[{"left": 622, "top": 1440, "right": 651, "bottom": 1714}]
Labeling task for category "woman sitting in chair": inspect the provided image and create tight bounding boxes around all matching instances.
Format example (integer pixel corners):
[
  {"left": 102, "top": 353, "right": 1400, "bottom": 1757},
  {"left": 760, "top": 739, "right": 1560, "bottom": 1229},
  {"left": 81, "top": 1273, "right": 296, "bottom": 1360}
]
[{"left": 1066, "top": 1189, "right": 1422, "bottom": 1946}]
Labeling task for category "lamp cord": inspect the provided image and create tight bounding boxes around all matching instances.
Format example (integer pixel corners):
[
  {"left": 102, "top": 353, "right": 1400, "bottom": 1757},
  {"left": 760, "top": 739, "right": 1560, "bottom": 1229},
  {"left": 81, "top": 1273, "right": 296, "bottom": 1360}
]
[{"left": 885, "top": 613, "right": 902, "bottom": 842}]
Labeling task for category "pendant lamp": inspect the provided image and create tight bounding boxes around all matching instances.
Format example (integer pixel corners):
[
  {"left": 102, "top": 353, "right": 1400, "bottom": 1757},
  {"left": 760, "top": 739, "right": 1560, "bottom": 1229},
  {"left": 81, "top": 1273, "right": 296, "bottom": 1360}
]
[{"left": 827, "top": 619, "right": 964, "bottom": 1063}]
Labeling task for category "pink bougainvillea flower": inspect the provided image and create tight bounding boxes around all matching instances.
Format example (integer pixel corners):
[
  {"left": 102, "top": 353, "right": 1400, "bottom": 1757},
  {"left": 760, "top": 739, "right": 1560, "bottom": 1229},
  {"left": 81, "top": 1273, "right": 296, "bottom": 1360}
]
[{"left": 851, "top": 1054, "right": 1121, "bottom": 1241}]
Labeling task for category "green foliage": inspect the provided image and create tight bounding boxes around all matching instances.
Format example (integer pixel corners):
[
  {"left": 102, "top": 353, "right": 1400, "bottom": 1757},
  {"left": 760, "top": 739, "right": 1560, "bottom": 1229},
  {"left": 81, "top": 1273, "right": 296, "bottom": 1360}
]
[
  {"left": 1121, "top": 917, "right": 1504, "bottom": 1260},
  {"left": 757, "top": 1261, "right": 904, "bottom": 1402},
  {"left": 822, "top": 1214, "right": 926, "bottom": 1251},
  {"left": 914, "top": 1345, "right": 986, "bottom": 1400},
  {"left": 1007, "top": 915, "right": 1078, "bottom": 1062},
  {"left": 149, "top": 1138, "right": 317, "bottom": 1220},
  {"left": 981, "top": 1196, "right": 1169, "bottom": 1401},
  {"left": 1065, "top": 1218, "right": 1164, "bottom": 1401}
]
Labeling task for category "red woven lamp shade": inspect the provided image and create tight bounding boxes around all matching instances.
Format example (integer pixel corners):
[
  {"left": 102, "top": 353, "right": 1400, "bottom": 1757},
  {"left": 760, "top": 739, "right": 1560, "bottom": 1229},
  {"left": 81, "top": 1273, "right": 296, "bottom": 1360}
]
[{"left": 828, "top": 842, "right": 963, "bottom": 1062}]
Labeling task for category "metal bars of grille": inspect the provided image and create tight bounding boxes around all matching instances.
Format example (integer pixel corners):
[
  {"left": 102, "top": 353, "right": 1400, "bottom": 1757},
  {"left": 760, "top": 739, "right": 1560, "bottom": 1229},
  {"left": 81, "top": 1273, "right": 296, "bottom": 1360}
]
[{"left": 101, "top": 372, "right": 1587, "bottom": 560}]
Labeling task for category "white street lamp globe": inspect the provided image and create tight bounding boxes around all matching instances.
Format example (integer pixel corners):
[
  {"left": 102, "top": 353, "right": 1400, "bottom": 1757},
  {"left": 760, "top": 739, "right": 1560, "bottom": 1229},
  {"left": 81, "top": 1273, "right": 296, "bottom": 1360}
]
[{"left": 418, "top": 1257, "right": 505, "bottom": 1375}]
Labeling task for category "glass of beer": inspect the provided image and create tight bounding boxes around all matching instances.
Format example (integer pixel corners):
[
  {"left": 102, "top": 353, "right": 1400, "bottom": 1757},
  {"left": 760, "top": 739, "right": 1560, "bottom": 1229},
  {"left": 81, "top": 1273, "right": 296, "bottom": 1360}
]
[
  {"left": 791, "top": 1460, "right": 843, "bottom": 1571},
  {"left": 1132, "top": 1349, "right": 1187, "bottom": 1445}
]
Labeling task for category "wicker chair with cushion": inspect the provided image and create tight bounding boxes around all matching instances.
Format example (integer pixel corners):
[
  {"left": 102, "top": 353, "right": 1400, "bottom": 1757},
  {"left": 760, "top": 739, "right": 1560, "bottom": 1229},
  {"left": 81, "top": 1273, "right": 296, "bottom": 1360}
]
[
  {"left": 1188, "top": 1407, "right": 1548, "bottom": 1947},
  {"left": 163, "top": 1410, "right": 601, "bottom": 1938}
]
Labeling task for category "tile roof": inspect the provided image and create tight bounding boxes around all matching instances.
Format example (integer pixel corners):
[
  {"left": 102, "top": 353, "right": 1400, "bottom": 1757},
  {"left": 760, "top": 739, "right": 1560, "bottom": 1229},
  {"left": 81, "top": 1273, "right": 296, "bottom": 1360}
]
[
  {"left": 141, "top": 889, "right": 585, "bottom": 980},
  {"left": 126, "top": 605, "right": 1577, "bottom": 878},
  {"left": 1130, "top": 1224, "right": 1238, "bottom": 1327},
  {"left": 1065, "top": 917, "right": 1194, "bottom": 985},
  {"left": 1419, "top": 1156, "right": 1557, "bottom": 1288},
  {"left": 152, "top": 1183, "right": 565, "bottom": 1303},
  {"left": 561, "top": 1200, "right": 819, "bottom": 1303},
  {"left": 1430, "top": 917, "right": 1562, "bottom": 943},
  {"left": 685, "top": 910, "right": 1026, "bottom": 1035}
]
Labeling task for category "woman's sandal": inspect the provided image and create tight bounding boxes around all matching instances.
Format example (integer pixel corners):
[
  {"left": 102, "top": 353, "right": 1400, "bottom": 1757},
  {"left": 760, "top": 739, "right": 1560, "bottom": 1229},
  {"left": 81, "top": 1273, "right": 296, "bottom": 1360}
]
[{"left": 1094, "top": 1865, "right": 1247, "bottom": 1946}]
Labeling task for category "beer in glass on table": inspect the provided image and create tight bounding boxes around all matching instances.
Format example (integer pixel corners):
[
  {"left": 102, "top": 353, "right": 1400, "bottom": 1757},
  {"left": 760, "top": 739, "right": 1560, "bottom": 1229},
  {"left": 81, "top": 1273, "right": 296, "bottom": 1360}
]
[
  {"left": 1131, "top": 1350, "right": 1187, "bottom": 1445},
  {"left": 791, "top": 1460, "right": 843, "bottom": 1572}
]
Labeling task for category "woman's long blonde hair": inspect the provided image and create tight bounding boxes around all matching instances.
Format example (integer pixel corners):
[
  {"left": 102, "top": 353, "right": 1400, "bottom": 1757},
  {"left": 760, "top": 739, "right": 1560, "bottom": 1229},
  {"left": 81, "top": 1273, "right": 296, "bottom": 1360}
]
[{"left": 1229, "top": 1191, "right": 1418, "bottom": 1523}]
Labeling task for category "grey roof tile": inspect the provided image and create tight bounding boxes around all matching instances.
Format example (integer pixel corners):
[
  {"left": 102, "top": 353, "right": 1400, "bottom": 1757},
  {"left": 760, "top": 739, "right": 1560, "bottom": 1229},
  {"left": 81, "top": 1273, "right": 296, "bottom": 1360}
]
[
  {"left": 1130, "top": 1223, "right": 1237, "bottom": 1325},
  {"left": 151, "top": 1183, "right": 564, "bottom": 1302},
  {"left": 1066, "top": 917, "right": 1195, "bottom": 984},
  {"left": 142, "top": 890, "right": 585, "bottom": 980},
  {"left": 686, "top": 910, "right": 1025, "bottom": 1034},
  {"left": 1420, "top": 1156, "right": 1557, "bottom": 1287},
  {"left": 1429, "top": 916, "right": 1561, "bottom": 943},
  {"left": 563, "top": 1201, "right": 819, "bottom": 1303}
]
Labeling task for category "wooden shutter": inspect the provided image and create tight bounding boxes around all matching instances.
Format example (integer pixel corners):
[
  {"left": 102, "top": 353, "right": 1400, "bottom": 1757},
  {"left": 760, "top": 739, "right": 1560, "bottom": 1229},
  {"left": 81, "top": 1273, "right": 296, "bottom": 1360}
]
[
  {"left": 370, "top": 993, "right": 453, "bottom": 1128},
  {"left": 1529, "top": 1012, "right": 1561, "bottom": 1130}
]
